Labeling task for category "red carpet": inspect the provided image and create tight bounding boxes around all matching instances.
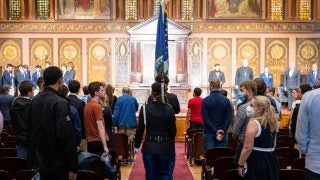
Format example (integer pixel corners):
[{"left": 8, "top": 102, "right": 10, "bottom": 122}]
[{"left": 129, "top": 143, "right": 194, "bottom": 180}]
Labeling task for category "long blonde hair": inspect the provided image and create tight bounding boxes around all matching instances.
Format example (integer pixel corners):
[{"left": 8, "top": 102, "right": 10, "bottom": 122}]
[{"left": 255, "top": 95, "right": 277, "bottom": 132}]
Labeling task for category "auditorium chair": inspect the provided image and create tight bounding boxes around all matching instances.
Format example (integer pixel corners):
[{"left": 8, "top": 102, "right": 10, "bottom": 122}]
[
  {"left": 89, "top": 158, "right": 105, "bottom": 180},
  {"left": 291, "top": 157, "right": 305, "bottom": 171},
  {"left": 277, "top": 157, "right": 289, "bottom": 169},
  {"left": 278, "top": 128, "right": 290, "bottom": 136},
  {"left": 77, "top": 170, "right": 100, "bottom": 180},
  {"left": 276, "top": 147, "right": 300, "bottom": 165},
  {"left": 191, "top": 132, "right": 205, "bottom": 165},
  {"left": 222, "top": 169, "right": 243, "bottom": 180},
  {"left": 0, "top": 148, "right": 17, "bottom": 158},
  {"left": 213, "top": 157, "right": 235, "bottom": 179},
  {"left": 227, "top": 133, "right": 237, "bottom": 150},
  {"left": 280, "top": 169, "right": 305, "bottom": 180},
  {"left": 0, "top": 170, "right": 12, "bottom": 180},
  {"left": 16, "top": 169, "right": 37, "bottom": 180},
  {"left": 113, "top": 133, "right": 129, "bottom": 163},
  {"left": 0, "top": 157, "right": 27, "bottom": 179},
  {"left": 184, "top": 128, "right": 202, "bottom": 158},
  {"left": 108, "top": 149, "right": 121, "bottom": 180}
]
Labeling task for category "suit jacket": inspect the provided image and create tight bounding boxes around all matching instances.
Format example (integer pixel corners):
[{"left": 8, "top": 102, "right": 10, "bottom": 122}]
[
  {"left": 66, "top": 69, "right": 75, "bottom": 84},
  {"left": 32, "top": 71, "right": 43, "bottom": 88},
  {"left": 68, "top": 94, "right": 85, "bottom": 138},
  {"left": 16, "top": 70, "right": 30, "bottom": 86},
  {"left": 235, "top": 66, "right": 253, "bottom": 86},
  {"left": 284, "top": 68, "right": 301, "bottom": 90},
  {"left": 0, "top": 93, "right": 14, "bottom": 122},
  {"left": 307, "top": 70, "right": 320, "bottom": 87},
  {"left": 209, "top": 70, "right": 226, "bottom": 85},
  {"left": 62, "top": 71, "right": 68, "bottom": 84},
  {"left": 2, "top": 70, "right": 14, "bottom": 87},
  {"left": 260, "top": 73, "right": 274, "bottom": 87}
]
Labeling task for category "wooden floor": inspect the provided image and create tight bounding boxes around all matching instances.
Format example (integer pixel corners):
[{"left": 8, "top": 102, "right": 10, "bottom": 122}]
[{"left": 120, "top": 155, "right": 201, "bottom": 180}]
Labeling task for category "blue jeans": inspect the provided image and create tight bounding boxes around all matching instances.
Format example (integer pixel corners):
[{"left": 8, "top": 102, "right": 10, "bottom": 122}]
[
  {"left": 203, "top": 133, "right": 228, "bottom": 152},
  {"left": 305, "top": 168, "right": 320, "bottom": 180},
  {"left": 143, "top": 153, "right": 175, "bottom": 180},
  {"left": 16, "top": 145, "right": 28, "bottom": 160}
]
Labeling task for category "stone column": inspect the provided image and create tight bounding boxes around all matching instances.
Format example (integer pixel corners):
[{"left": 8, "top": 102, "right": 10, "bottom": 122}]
[
  {"left": 138, "top": 0, "right": 143, "bottom": 19},
  {"left": 175, "top": 0, "right": 181, "bottom": 19},
  {"left": 167, "top": 0, "right": 173, "bottom": 18},
  {"left": 117, "top": 0, "right": 125, "bottom": 20},
  {"left": 147, "top": 0, "right": 152, "bottom": 17},
  {"left": 49, "top": 0, "right": 54, "bottom": 19},
  {"left": 266, "top": 0, "right": 271, "bottom": 19},
  {"left": 316, "top": 0, "right": 320, "bottom": 20},
  {"left": 27, "top": 0, "right": 33, "bottom": 19},
  {"left": 195, "top": 0, "right": 202, "bottom": 19},
  {"left": 286, "top": 0, "right": 294, "bottom": 19},
  {"left": 0, "top": 0, "right": 4, "bottom": 19}
]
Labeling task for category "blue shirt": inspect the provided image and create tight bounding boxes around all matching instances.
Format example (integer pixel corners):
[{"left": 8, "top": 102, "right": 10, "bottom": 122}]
[
  {"left": 112, "top": 94, "right": 139, "bottom": 128},
  {"left": 296, "top": 88, "right": 320, "bottom": 174}
]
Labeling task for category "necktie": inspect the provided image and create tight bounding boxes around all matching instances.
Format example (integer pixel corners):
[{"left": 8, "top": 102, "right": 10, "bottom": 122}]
[
  {"left": 37, "top": 72, "right": 40, "bottom": 78},
  {"left": 314, "top": 72, "right": 317, "bottom": 81},
  {"left": 289, "top": 69, "right": 293, "bottom": 77}
]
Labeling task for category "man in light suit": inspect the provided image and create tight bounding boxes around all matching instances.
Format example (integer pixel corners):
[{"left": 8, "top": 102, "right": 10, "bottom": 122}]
[
  {"left": 208, "top": 64, "right": 226, "bottom": 87},
  {"left": 284, "top": 61, "right": 301, "bottom": 110},
  {"left": 32, "top": 65, "right": 43, "bottom": 88},
  {"left": 66, "top": 62, "right": 75, "bottom": 85},
  {"left": 260, "top": 66, "right": 273, "bottom": 87},
  {"left": 307, "top": 64, "right": 319, "bottom": 88}
]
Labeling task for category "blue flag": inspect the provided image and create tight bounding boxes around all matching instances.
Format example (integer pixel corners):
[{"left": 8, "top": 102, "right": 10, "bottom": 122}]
[{"left": 155, "top": 4, "right": 169, "bottom": 77}]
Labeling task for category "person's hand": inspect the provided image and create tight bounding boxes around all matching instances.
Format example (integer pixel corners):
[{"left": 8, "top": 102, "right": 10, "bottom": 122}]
[
  {"left": 103, "top": 146, "right": 109, "bottom": 154},
  {"left": 216, "top": 130, "right": 224, "bottom": 141},
  {"left": 113, "top": 127, "right": 117, "bottom": 133},
  {"left": 134, "top": 147, "right": 141, "bottom": 154},
  {"left": 68, "top": 172, "right": 77, "bottom": 180},
  {"left": 238, "top": 167, "right": 244, "bottom": 177}
]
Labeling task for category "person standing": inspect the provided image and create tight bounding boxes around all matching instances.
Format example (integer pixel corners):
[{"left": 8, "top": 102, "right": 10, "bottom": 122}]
[
  {"left": 187, "top": 87, "right": 203, "bottom": 130},
  {"left": 28, "top": 66, "right": 77, "bottom": 180},
  {"left": 209, "top": 64, "right": 226, "bottom": 87},
  {"left": 296, "top": 87, "right": 320, "bottom": 180},
  {"left": 237, "top": 96, "right": 279, "bottom": 180},
  {"left": 84, "top": 81, "right": 109, "bottom": 156},
  {"left": 307, "top": 63, "right": 319, "bottom": 88},
  {"left": 134, "top": 82, "right": 176, "bottom": 180},
  {"left": 0, "top": 86, "right": 14, "bottom": 125},
  {"left": 66, "top": 62, "right": 75, "bottom": 85},
  {"left": 260, "top": 66, "right": 273, "bottom": 87},
  {"left": 16, "top": 64, "right": 28, "bottom": 88},
  {"left": 31, "top": 65, "right": 43, "bottom": 88},
  {"left": 10, "top": 81, "right": 34, "bottom": 159},
  {"left": 284, "top": 61, "right": 301, "bottom": 110},
  {"left": 202, "top": 79, "right": 232, "bottom": 151},
  {"left": 235, "top": 59, "right": 254, "bottom": 89},
  {"left": 61, "top": 63, "right": 68, "bottom": 84},
  {"left": 2, "top": 64, "right": 16, "bottom": 96}
]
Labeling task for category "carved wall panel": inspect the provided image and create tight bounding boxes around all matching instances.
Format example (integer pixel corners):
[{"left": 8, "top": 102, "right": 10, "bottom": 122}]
[
  {"left": 29, "top": 38, "right": 53, "bottom": 68},
  {"left": 265, "top": 38, "right": 289, "bottom": 86},
  {"left": 0, "top": 38, "right": 22, "bottom": 68},
  {"left": 189, "top": 38, "right": 203, "bottom": 87},
  {"left": 115, "top": 38, "right": 130, "bottom": 86},
  {"left": 236, "top": 38, "right": 260, "bottom": 78},
  {"left": 87, "top": 39, "right": 111, "bottom": 83},
  {"left": 296, "top": 38, "right": 320, "bottom": 73},
  {"left": 58, "top": 38, "right": 82, "bottom": 82},
  {"left": 208, "top": 38, "right": 232, "bottom": 86}
]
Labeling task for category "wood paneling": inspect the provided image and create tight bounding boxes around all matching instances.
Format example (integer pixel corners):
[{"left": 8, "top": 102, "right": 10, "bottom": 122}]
[{"left": 176, "top": 116, "right": 187, "bottom": 142}]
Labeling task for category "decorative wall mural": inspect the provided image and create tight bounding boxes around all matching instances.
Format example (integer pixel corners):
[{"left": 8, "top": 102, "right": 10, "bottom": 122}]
[
  {"left": 265, "top": 38, "right": 289, "bottom": 86},
  {"left": 189, "top": 38, "right": 203, "bottom": 87},
  {"left": 296, "top": 38, "right": 320, "bottom": 73},
  {"left": 208, "top": 38, "right": 232, "bottom": 86},
  {"left": 236, "top": 38, "right": 260, "bottom": 78},
  {"left": 30, "top": 39, "right": 53, "bottom": 68},
  {"left": 88, "top": 38, "right": 111, "bottom": 83},
  {"left": 59, "top": 38, "right": 82, "bottom": 82},
  {"left": 0, "top": 39, "right": 22, "bottom": 67},
  {"left": 115, "top": 38, "right": 130, "bottom": 86}
]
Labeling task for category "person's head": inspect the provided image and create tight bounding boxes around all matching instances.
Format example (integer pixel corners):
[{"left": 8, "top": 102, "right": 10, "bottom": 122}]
[
  {"left": 105, "top": 84, "right": 115, "bottom": 106},
  {"left": 23, "top": 64, "right": 28, "bottom": 72},
  {"left": 300, "top": 84, "right": 312, "bottom": 95},
  {"left": 214, "top": 64, "right": 220, "bottom": 71},
  {"left": 155, "top": 74, "right": 169, "bottom": 84},
  {"left": 265, "top": 87, "right": 275, "bottom": 97},
  {"left": 0, "top": 86, "right": 11, "bottom": 94},
  {"left": 254, "top": 78, "right": 267, "bottom": 96},
  {"left": 6, "top": 64, "right": 13, "bottom": 72},
  {"left": 61, "top": 63, "right": 67, "bottom": 71},
  {"left": 68, "top": 80, "right": 81, "bottom": 94},
  {"left": 19, "top": 81, "right": 34, "bottom": 98},
  {"left": 248, "top": 96, "right": 277, "bottom": 132},
  {"left": 122, "top": 87, "right": 130, "bottom": 95},
  {"left": 292, "top": 88, "right": 301, "bottom": 100},
  {"left": 67, "top": 62, "right": 74, "bottom": 71},
  {"left": 243, "top": 59, "right": 249, "bottom": 67},
  {"left": 35, "top": 65, "right": 42, "bottom": 72},
  {"left": 209, "top": 79, "right": 220, "bottom": 91},
  {"left": 240, "top": 80, "right": 257, "bottom": 99},
  {"left": 312, "top": 64, "right": 318, "bottom": 72},
  {"left": 221, "top": 89, "right": 228, "bottom": 97},
  {"left": 58, "top": 84, "right": 69, "bottom": 97},
  {"left": 43, "top": 66, "right": 63, "bottom": 89},
  {"left": 289, "top": 61, "right": 295, "bottom": 69},
  {"left": 45, "top": 61, "right": 51, "bottom": 68},
  {"left": 18, "top": 64, "right": 24, "bottom": 71},
  {"left": 151, "top": 82, "right": 165, "bottom": 102},
  {"left": 82, "top": 86, "right": 89, "bottom": 95},
  {"left": 88, "top": 81, "right": 105, "bottom": 99},
  {"left": 264, "top": 66, "right": 269, "bottom": 73},
  {"left": 193, "top": 87, "right": 202, "bottom": 97},
  {"left": 37, "top": 77, "right": 45, "bottom": 92}
]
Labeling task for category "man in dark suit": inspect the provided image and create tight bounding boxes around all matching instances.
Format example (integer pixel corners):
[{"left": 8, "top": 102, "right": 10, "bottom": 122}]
[
  {"left": 208, "top": 63, "right": 226, "bottom": 87},
  {"left": 0, "top": 86, "right": 14, "bottom": 124},
  {"left": 32, "top": 65, "right": 43, "bottom": 88},
  {"left": 66, "top": 62, "right": 75, "bottom": 85},
  {"left": 1, "top": 64, "right": 15, "bottom": 96},
  {"left": 67, "top": 80, "right": 85, "bottom": 139},
  {"left": 307, "top": 63, "right": 319, "bottom": 88},
  {"left": 16, "top": 65, "right": 30, "bottom": 87},
  {"left": 235, "top": 59, "right": 254, "bottom": 88},
  {"left": 61, "top": 63, "right": 68, "bottom": 84},
  {"left": 260, "top": 66, "right": 273, "bottom": 87},
  {"left": 284, "top": 61, "right": 301, "bottom": 110}
]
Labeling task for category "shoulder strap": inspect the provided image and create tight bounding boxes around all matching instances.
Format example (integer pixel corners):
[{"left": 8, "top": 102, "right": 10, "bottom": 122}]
[{"left": 253, "top": 119, "right": 262, "bottom": 138}]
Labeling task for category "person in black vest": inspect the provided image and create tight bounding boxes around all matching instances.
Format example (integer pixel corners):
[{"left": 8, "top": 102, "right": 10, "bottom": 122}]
[{"left": 134, "top": 82, "right": 176, "bottom": 180}]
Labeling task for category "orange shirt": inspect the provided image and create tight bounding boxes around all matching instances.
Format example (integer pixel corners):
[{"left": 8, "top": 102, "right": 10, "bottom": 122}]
[{"left": 84, "top": 99, "right": 109, "bottom": 142}]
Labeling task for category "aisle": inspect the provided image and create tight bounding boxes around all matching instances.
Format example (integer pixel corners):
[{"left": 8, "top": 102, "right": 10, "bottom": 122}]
[{"left": 128, "top": 143, "right": 194, "bottom": 180}]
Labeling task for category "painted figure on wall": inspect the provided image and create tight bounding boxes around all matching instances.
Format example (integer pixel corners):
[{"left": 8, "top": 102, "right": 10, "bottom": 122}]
[{"left": 208, "top": 0, "right": 261, "bottom": 18}]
